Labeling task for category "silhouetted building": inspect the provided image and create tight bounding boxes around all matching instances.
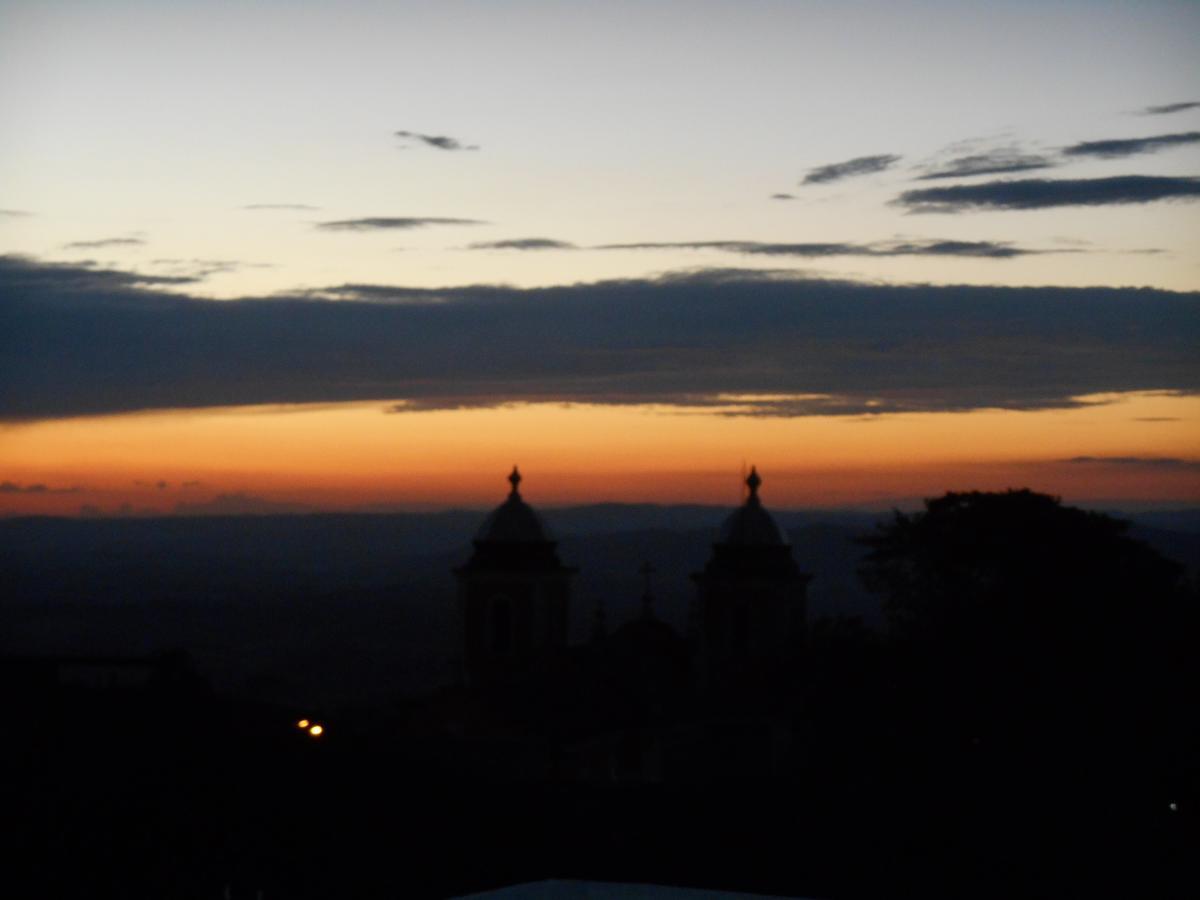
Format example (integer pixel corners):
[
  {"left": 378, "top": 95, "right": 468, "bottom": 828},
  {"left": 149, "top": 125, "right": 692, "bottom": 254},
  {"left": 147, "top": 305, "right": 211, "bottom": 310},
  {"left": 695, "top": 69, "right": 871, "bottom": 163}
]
[
  {"left": 444, "top": 465, "right": 809, "bottom": 781},
  {"left": 691, "top": 467, "right": 810, "bottom": 692},
  {"left": 454, "top": 467, "right": 576, "bottom": 686},
  {"left": 605, "top": 564, "right": 690, "bottom": 722}
]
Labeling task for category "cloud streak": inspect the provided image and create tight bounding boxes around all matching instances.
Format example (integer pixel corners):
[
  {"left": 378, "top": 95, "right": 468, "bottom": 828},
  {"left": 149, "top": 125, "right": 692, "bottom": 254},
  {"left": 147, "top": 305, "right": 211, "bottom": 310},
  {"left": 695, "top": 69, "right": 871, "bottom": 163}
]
[
  {"left": 1139, "top": 102, "right": 1200, "bottom": 116},
  {"left": 242, "top": 203, "right": 320, "bottom": 210},
  {"left": 316, "top": 217, "right": 486, "bottom": 231},
  {"left": 2, "top": 256, "right": 1196, "bottom": 422},
  {"left": 917, "top": 151, "right": 1055, "bottom": 180},
  {"left": 468, "top": 238, "right": 577, "bottom": 250},
  {"left": 394, "top": 130, "right": 478, "bottom": 151},
  {"left": 896, "top": 175, "right": 1200, "bottom": 212},
  {"left": 595, "top": 239, "right": 1053, "bottom": 259},
  {"left": 1062, "top": 131, "right": 1200, "bottom": 159},
  {"left": 802, "top": 154, "right": 901, "bottom": 185}
]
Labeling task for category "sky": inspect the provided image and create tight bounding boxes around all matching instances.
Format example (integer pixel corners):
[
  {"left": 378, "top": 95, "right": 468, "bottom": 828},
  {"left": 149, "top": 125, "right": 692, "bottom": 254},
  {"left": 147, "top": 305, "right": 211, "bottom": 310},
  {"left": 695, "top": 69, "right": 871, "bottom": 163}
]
[{"left": 1, "top": 0, "right": 1198, "bottom": 515}]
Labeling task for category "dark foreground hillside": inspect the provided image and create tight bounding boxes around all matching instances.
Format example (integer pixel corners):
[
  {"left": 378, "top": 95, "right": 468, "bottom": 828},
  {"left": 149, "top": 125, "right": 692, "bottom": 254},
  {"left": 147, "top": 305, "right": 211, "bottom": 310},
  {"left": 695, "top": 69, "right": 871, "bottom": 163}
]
[
  {"left": 4, "top": 635, "right": 1196, "bottom": 899},
  {"left": 3, "top": 500, "right": 1198, "bottom": 898}
]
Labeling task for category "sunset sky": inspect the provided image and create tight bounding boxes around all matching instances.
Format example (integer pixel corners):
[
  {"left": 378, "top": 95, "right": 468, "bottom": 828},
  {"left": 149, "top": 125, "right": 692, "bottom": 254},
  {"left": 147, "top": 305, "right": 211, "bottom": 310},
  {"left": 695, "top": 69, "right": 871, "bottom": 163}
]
[{"left": 2, "top": 0, "right": 1198, "bottom": 515}]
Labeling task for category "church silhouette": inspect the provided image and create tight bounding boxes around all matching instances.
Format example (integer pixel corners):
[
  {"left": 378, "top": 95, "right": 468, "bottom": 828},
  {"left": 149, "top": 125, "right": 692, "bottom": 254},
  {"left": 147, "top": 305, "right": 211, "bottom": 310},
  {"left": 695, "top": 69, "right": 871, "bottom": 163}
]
[{"left": 440, "top": 466, "right": 812, "bottom": 782}]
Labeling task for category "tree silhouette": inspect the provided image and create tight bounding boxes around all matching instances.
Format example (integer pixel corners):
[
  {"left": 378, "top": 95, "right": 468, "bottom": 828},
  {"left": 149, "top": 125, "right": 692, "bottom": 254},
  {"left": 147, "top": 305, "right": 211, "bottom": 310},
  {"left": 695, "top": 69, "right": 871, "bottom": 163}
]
[
  {"left": 861, "top": 489, "right": 1183, "bottom": 651},
  {"left": 859, "top": 490, "right": 1197, "bottom": 797}
]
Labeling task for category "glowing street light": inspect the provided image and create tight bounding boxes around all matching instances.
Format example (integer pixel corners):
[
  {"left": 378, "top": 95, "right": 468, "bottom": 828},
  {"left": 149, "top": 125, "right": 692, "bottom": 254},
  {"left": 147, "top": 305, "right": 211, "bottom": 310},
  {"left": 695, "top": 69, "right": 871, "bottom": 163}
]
[
  {"left": 308, "top": 724, "right": 324, "bottom": 737},
  {"left": 297, "top": 719, "right": 310, "bottom": 729}
]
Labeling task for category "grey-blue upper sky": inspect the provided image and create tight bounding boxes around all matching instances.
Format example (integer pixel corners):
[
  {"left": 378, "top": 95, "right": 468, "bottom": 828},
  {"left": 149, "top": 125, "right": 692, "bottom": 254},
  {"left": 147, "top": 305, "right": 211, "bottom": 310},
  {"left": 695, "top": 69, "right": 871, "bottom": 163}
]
[{"left": 1, "top": 0, "right": 1197, "bottom": 296}]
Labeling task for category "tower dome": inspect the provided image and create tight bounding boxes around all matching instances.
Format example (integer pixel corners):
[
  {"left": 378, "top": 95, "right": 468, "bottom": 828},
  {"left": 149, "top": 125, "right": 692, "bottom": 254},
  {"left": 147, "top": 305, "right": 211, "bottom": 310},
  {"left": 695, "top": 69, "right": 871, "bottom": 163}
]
[
  {"left": 716, "top": 466, "right": 788, "bottom": 546},
  {"left": 475, "top": 466, "right": 553, "bottom": 543},
  {"left": 454, "top": 467, "right": 575, "bottom": 687}
]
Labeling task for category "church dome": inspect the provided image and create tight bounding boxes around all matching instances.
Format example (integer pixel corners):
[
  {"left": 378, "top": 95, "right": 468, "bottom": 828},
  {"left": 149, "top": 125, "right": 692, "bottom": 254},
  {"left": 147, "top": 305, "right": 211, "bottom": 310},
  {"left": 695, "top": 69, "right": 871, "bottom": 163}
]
[
  {"left": 475, "top": 466, "right": 554, "bottom": 543},
  {"left": 716, "top": 467, "right": 788, "bottom": 546}
]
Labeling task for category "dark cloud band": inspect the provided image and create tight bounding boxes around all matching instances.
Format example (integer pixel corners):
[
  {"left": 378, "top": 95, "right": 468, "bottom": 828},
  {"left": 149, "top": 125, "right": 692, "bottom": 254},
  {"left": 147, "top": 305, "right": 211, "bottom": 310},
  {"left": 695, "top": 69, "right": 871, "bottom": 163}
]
[
  {"left": 896, "top": 175, "right": 1200, "bottom": 212},
  {"left": 2, "top": 256, "right": 1196, "bottom": 422}
]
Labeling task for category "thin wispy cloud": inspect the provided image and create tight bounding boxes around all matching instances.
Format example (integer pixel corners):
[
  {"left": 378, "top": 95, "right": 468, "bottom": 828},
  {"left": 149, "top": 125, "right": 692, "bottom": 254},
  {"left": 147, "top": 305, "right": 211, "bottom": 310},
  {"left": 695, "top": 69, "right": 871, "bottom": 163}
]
[
  {"left": 1139, "top": 101, "right": 1200, "bottom": 116},
  {"left": 1062, "top": 131, "right": 1200, "bottom": 159},
  {"left": 0, "top": 480, "right": 83, "bottom": 494},
  {"left": 149, "top": 258, "right": 274, "bottom": 279},
  {"left": 133, "top": 479, "right": 170, "bottom": 490},
  {"left": 0, "top": 208, "right": 33, "bottom": 218},
  {"left": 316, "top": 217, "right": 486, "bottom": 231},
  {"left": 468, "top": 238, "right": 577, "bottom": 250},
  {"left": 770, "top": 193, "right": 795, "bottom": 201},
  {"left": 4, "top": 256, "right": 1195, "bottom": 422},
  {"left": 802, "top": 154, "right": 901, "bottom": 185},
  {"left": 62, "top": 238, "right": 146, "bottom": 250},
  {"left": 242, "top": 203, "right": 321, "bottom": 211},
  {"left": 1064, "top": 456, "right": 1200, "bottom": 471},
  {"left": 394, "top": 130, "right": 478, "bottom": 151},
  {"left": 173, "top": 492, "right": 315, "bottom": 516},
  {"left": 917, "top": 151, "right": 1056, "bottom": 180},
  {"left": 896, "top": 176, "right": 1200, "bottom": 212}
]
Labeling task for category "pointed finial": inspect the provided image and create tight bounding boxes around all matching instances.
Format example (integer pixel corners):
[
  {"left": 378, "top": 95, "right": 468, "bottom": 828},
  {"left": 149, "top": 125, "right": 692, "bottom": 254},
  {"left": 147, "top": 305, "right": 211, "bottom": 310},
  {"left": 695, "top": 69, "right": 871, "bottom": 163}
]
[
  {"left": 508, "top": 465, "right": 521, "bottom": 496},
  {"left": 746, "top": 465, "right": 761, "bottom": 501},
  {"left": 639, "top": 560, "right": 656, "bottom": 619},
  {"left": 639, "top": 560, "right": 655, "bottom": 588}
]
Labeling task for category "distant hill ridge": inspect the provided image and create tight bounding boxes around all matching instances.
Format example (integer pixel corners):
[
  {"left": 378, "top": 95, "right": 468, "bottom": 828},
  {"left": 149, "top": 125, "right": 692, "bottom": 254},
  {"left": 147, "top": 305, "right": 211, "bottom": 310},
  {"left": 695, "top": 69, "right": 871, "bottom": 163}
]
[{"left": 3, "top": 504, "right": 1195, "bottom": 705}]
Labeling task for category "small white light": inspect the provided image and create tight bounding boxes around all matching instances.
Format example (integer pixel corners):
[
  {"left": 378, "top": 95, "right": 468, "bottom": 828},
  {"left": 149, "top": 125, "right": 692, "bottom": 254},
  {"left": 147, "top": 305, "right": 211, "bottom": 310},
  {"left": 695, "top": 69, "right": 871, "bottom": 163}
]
[{"left": 1168, "top": 801, "right": 1178, "bottom": 812}]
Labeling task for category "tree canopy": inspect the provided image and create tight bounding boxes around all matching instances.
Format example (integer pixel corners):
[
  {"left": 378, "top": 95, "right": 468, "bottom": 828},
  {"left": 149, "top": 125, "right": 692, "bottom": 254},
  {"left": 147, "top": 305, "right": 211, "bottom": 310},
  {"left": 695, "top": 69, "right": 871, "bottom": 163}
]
[
  {"left": 861, "top": 489, "right": 1184, "bottom": 650},
  {"left": 859, "top": 490, "right": 1196, "bottom": 782}
]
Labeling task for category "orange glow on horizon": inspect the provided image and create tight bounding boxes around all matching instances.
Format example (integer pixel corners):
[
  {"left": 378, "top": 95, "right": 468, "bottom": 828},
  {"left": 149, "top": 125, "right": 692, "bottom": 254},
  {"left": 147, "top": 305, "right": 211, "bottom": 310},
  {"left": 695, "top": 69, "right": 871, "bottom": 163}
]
[{"left": 1, "top": 392, "right": 1197, "bottom": 516}]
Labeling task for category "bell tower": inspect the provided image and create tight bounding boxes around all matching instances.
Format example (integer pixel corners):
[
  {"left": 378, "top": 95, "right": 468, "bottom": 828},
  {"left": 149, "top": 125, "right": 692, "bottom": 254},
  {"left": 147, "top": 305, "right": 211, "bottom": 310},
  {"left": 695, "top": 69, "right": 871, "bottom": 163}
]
[
  {"left": 691, "top": 467, "right": 810, "bottom": 691},
  {"left": 454, "top": 467, "right": 575, "bottom": 686}
]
